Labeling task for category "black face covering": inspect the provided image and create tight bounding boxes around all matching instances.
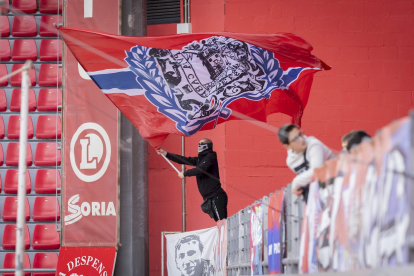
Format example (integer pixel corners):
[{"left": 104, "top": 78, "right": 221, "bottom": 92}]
[{"left": 198, "top": 143, "right": 212, "bottom": 153}]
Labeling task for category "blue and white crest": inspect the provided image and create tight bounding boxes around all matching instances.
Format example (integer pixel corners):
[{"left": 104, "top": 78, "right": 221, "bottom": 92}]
[{"left": 125, "top": 36, "right": 307, "bottom": 135}]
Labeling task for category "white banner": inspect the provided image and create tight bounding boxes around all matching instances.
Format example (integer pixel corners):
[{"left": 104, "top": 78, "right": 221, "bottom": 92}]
[{"left": 166, "top": 227, "right": 218, "bottom": 276}]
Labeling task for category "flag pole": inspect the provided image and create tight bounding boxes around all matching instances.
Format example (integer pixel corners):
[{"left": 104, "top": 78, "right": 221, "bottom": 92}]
[
  {"left": 15, "top": 60, "right": 31, "bottom": 276},
  {"left": 181, "top": 136, "right": 186, "bottom": 232},
  {"left": 161, "top": 154, "right": 180, "bottom": 174}
]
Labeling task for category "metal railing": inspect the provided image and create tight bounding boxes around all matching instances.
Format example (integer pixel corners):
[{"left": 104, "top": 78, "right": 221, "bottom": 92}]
[{"left": 227, "top": 184, "right": 305, "bottom": 275}]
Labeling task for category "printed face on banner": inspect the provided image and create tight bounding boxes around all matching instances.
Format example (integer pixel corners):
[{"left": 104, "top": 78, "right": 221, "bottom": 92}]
[
  {"left": 175, "top": 235, "right": 205, "bottom": 276},
  {"left": 70, "top": 123, "right": 111, "bottom": 182},
  {"left": 166, "top": 227, "right": 218, "bottom": 276},
  {"left": 125, "top": 36, "right": 306, "bottom": 136}
]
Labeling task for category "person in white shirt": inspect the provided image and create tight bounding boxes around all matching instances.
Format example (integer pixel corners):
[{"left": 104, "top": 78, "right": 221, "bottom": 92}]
[{"left": 278, "top": 124, "right": 334, "bottom": 198}]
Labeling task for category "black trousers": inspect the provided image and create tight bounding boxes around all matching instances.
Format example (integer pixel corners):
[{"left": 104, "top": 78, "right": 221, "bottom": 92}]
[{"left": 211, "top": 192, "right": 228, "bottom": 222}]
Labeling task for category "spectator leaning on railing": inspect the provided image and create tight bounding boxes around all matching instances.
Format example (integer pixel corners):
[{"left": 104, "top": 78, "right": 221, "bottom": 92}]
[{"left": 278, "top": 124, "right": 334, "bottom": 200}]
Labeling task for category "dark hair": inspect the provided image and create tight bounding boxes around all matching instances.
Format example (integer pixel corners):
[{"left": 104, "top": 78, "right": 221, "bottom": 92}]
[
  {"left": 278, "top": 124, "right": 299, "bottom": 145},
  {"left": 346, "top": 130, "right": 371, "bottom": 151},
  {"left": 175, "top": 235, "right": 203, "bottom": 261},
  {"left": 341, "top": 131, "right": 355, "bottom": 143}
]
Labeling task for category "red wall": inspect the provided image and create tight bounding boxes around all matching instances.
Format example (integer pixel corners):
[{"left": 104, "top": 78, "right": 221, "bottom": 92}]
[{"left": 148, "top": 0, "right": 414, "bottom": 275}]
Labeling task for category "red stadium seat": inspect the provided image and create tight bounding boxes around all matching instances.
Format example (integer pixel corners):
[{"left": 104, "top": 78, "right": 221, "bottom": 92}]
[
  {"left": 37, "top": 88, "right": 61, "bottom": 111},
  {"left": 3, "top": 196, "right": 30, "bottom": 221},
  {"left": 32, "top": 224, "right": 60, "bottom": 249},
  {"left": 39, "top": 15, "right": 62, "bottom": 37},
  {"left": 12, "top": 0, "right": 37, "bottom": 14},
  {"left": 39, "top": 39, "right": 62, "bottom": 61},
  {"left": 0, "top": 88, "right": 6, "bottom": 111},
  {"left": 0, "top": 89, "right": 6, "bottom": 111},
  {"left": 36, "top": 115, "right": 61, "bottom": 139},
  {"left": 0, "top": 64, "right": 9, "bottom": 86},
  {"left": 34, "top": 169, "right": 61, "bottom": 194},
  {"left": 0, "top": 15, "right": 10, "bottom": 36},
  {"left": 7, "top": 115, "right": 34, "bottom": 139},
  {"left": 39, "top": 0, "right": 62, "bottom": 14},
  {"left": 12, "top": 39, "right": 37, "bottom": 61},
  {"left": 2, "top": 224, "right": 30, "bottom": 249},
  {"left": 10, "top": 88, "right": 36, "bottom": 111},
  {"left": 12, "top": 15, "right": 37, "bottom": 37},
  {"left": 10, "top": 64, "right": 36, "bottom": 87},
  {"left": 0, "top": 0, "right": 9, "bottom": 14},
  {"left": 3, "top": 253, "right": 31, "bottom": 276},
  {"left": 0, "top": 116, "right": 4, "bottom": 138},
  {"left": 6, "top": 142, "right": 32, "bottom": 166},
  {"left": 4, "top": 169, "right": 31, "bottom": 193},
  {"left": 33, "top": 197, "right": 60, "bottom": 221},
  {"left": 35, "top": 143, "right": 60, "bottom": 166},
  {"left": 0, "top": 39, "right": 11, "bottom": 61},
  {"left": 33, "top": 253, "right": 59, "bottom": 276},
  {"left": 38, "top": 64, "right": 61, "bottom": 86}
]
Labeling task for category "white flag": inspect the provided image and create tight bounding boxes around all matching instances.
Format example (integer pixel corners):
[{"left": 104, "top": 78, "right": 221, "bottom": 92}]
[{"left": 166, "top": 227, "right": 218, "bottom": 276}]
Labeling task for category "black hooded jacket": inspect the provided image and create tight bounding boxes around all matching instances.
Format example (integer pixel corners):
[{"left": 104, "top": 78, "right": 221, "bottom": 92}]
[{"left": 166, "top": 150, "right": 224, "bottom": 200}]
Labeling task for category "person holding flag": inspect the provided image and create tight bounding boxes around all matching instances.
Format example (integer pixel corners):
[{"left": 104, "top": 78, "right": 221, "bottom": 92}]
[{"left": 157, "top": 139, "right": 228, "bottom": 221}]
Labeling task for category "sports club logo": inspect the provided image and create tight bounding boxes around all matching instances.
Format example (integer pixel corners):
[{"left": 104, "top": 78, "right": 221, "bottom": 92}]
[
  {"left": 64, "top": 194, "right": 116, "bottom": 226},
  {"left": 70, "top": 123, "right": 111, "bottom": 182},
  {"left": 125, "top": 36, "right": 308, "bottom": 135}
]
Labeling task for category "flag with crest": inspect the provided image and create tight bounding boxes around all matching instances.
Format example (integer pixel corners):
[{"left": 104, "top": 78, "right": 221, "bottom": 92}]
[{"left": 59, "top": 27, "right": 330, "bottom": 147}]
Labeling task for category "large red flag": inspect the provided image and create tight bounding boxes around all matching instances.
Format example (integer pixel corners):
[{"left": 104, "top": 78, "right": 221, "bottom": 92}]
[{"left": 58, "top": 27, "right": 330, "bottom": 147}]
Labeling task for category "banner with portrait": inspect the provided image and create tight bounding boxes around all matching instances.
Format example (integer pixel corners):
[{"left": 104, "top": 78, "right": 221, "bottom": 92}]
[{"left": 166, "top": 227, "right": 218, "bottom": 276}]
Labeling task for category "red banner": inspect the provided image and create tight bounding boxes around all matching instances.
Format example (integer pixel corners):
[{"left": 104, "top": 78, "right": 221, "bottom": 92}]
[
  {"left": 62, "top": 0, "right": 119, "bottom": 246},
  {"left": 56, "top": 247, "right": 117, "bottom": 276}
]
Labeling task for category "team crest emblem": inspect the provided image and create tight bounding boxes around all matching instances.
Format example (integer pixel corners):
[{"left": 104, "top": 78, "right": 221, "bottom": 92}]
[{"left": 125, "top": 36, "right": 307, "bottom": 135}]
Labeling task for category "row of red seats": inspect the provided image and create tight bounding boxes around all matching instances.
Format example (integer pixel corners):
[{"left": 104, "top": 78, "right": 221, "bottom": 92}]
[
  {"left": 0, "top": 39, "right": 62, "bottom": 61},
  {"left": 1, "top": 0, "right": 62, "bottom": 14},
  {"left": 0, "top": 115, "right": 61, "bottom": 139},
  {"left": 0, "top": 169, "right": 61, "bottom": 194},
  {"left": 0, "top": 142, "right": 61, "bottom": 166},
  {"left": 2, "top": 196, "right": 60, "bottom": 221},
  {"left": 3, "top": 224, "right": 60, "bottom": 249},
  {"left": 0, "top": 15, "right": 61, "bottom": 37},
  {"left": 0, "top": 88, "right": 61, "bottom": 111},
  {"left": 0, "top": 64, "right": 62, "bottom": 87},
  {"left": 3, "top": 252, "right": 58, "bottom": 276}
]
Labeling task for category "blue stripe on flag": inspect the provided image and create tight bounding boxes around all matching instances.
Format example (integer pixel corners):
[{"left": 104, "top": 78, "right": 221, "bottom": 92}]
[
  {"left": 90, "top": 71, "right": 143, "bottom": 90},
  {"left": 281, "top": 68, "right": 306, "bottom": 87}
]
